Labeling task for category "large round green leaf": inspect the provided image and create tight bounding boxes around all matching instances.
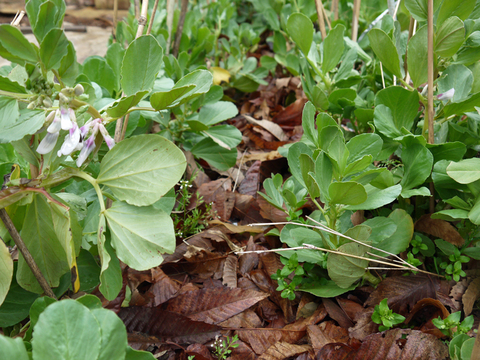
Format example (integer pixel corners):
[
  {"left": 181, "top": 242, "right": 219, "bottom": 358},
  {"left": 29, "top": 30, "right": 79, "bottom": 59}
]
[
  {"left": 91, "top": 308, "right": 128, "bottom": 360},
  {"left": 32, "top": 300, "right": 101, "bottom": 360},
  {"left": 0, "top": 240, "right": 13, "bottom": 307},
  {"left": 446, "top": 158, "right": 480, "bottom": 184},
  {"left": 327, "top": 243, "right": 368, "bottom": 289},
  {"left": 104, "top": 201, "right": 175, "bottom": 271},
  {"left": 286, "top": 13, "right": 313, "bottom": 56},
  {"left": 0, "top": 336, "right": 29, "bottom": 360},
  {"left": 97, "top": 135, "right": 186, "bottom": 207},
  {"left": 328, "top": 181, "right": 367, "bottom": 205}
]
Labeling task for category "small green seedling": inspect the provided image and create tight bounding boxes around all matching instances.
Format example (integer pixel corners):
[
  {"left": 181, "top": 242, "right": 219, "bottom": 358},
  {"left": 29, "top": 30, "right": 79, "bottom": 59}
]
[
  {"left": 211, "top": 334, "right": 239, "bottom": 360},
  {"left": 271, "top": 253, "right": 304, "bottom": 300},
  {"left": 432, "top": 311, "right": 474, "bottom": 338},
  {"left": 439, "top": 248, "right": 469, "bottom": 282},
  {"left": 371, "top": 299, "right": 405, "bottom": 331}
]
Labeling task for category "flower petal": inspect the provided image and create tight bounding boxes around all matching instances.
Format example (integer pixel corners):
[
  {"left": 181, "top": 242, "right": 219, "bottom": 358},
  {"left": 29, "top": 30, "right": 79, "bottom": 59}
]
[
  {"left": 60, "top": 107, "right": 73, "bottom": 130},
  {"left": 37, "top": 131, "right": 59, "bottom": 154},
  {"left": 76, "top": 136, "right": 96, "bottom": 167},
  {"left": 58, "top": 125, "right": 81, "bottom": 156},
  {"left": 438, "top": 88, "right": 455, "bottom": 101}
]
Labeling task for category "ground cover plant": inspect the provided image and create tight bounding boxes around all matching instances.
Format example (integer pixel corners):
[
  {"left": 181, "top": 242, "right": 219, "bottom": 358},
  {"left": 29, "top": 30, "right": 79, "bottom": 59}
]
[{"left": 1, "top": 0, "right": 480, "bottom": 359}]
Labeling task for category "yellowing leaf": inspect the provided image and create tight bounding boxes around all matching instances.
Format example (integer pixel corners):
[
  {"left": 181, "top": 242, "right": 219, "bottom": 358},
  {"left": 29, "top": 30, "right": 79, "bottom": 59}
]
[{"left": 211, "top": 67, "right": 231, "bottom": 85}]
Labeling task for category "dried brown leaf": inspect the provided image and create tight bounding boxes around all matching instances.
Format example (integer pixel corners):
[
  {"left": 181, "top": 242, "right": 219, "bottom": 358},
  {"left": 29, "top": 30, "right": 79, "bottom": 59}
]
[
  {"left": 365, "top": 275, "right": 450, "bottom": 316},
  {"left": 450, "top": 279, "right": 468, "bottom": 313},
  {"left": 166, "top": 287, "right": 269, "bottom": 324},
  {"left": 336, "top": 298, "right": 364, "bottom": 323},
  {"left": 257, "top": 194, "right": 288, "bottom": 222},
  {"left": 223, "top": 255, "right": 238, "bottom": 288},
  {"left": 238, "top": 161, "right": 262, "bottom": 196},
  {"left": 238, "top": 237, "right": 260, "bottom": 275},
  {"left": 230, "top": 340, "right": 258, "bottom": 360},
  {"left": 352, "top": 329, "right": 448, "bottom": 360},
  {"left": 242, "top": 151, "right": 282, "bottom": 163},
  {"left": 307, "top": 322, "right": 350, "bottom": 350},
  {"left": 184, "top": 248, "right": 226, "bottom": 279},
  {"left": 186, "top": 344, "right": 215, "bottom": 360},
  {"left": 316, "top": 343, "right": 356, "bottom": 360},
  {"left": 149, "top": 268, "right": 180, "bottom": 306},
  {"left": 244, "top": 115, "right": 289, "bottom": 141},
  {"left": 415, "top": 214, "right": 464, "bottom": 247},
  {"left": 218, "top": 309, "right": 263, "bottom": 328},
  {"left": 322, "top": 299, "right": 354, "bottom": 329},
  {"left": 258, "top": 342, "right": 311, "bottom": 360},
  {"left": 348, "top": 307, "right": 379, "bottom": 341},
  {"left": 404, "top": 298, "right": 449, "bottom": 339},
  {"left": 162, "top": 235, "right": 214, "bottom": 264},
  {"left": 463, "top": 277, "right": 480, "bottom": 316},
  {"left": 119, "top": 307, "right": 221, "bottom": 344},
  {"left": 272, "top": 98, "right": 307, "bottom": 127}
]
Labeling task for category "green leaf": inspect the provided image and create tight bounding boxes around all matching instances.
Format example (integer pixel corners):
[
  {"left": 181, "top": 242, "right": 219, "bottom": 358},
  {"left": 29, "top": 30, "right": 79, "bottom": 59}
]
[
  {"left": 0, "top": 336, "right": 29, "bottom": 360},
  {"left": 361, "top": 216, "right": 397, "bottom": 245},
  {"left": 0, "top": 76, "right": 27, "bottom": 93},
  {"left": 327, "top": 243, "right": 368, "bottom": 288},
  {"left": 32, "top": 1, "right": 58, "bottom": 42},
  {"left": 468, "top": 198, "right": 480, "bottom": 224},
  {"left": 302, "top": 101, "right": 317, "bottom": 146},
  {"left": 97, "top": 215, "right": 122, "bottom": 301},
  {"left": 105, "top": 42, "right": 125, "bottom": 92},
  {"left": 32, "top": 300, "right": 101, "bottom": 360},
  {"left": 105, "top": 202, "right": 175, "bottom": 271},
  {"left": 444, "top": 92, "right": 480, "bottom": 116},
  {"left": 346, "top": 184, "right": 402, "bottom": 211},
  {"left": 150, "top": 85, "right": 196, "bottom": 110},
  {"left": 435, "top": 17, "right": 465, "bottom": 58},
  {"left": 171, "top": 70, "right": 213, "bottom": 105},
  {"left": 0, "top": 109, "right": 45, "bottom": 144},
  {"left": 76, "top": 250, "right": 100, "bottom": 292},
  {"left": 287, "top": 141, "right": 313, "bottom": 187},
  {"left": 437, "top": 64, "right": 473, "bottom": 102},
  {"left": 203, "top": 125, "right": 242, "bottom": 149},
  {"left": 344, "top": 155, "right": 372, "bottom": 177},
  {"left": 0, "top": 25, "right": 38, "bottom": 64},
  {"left": 431, "top": 209, "right": 470, "bottom": 221},
  {"left": 323, "top": 24, "right": 345, "bottom": 73},
  {"left": 126, "top": 346, "right": 156, "bottom": 360},
  {"left": 375, "top": 209, "right": 413, "bottom": 255},
  {"left": 0, "top": 264, "right": 39, "bottom": 327},
  {"left": 375, "top": 86, "right": 419, "bottom": 135},
  {"left": 400, "top": 137, "right": 433, "bottom": 192},
  {"left": 437, "top": 0, "right": 476, "bottom": 27},
  {"left": 97, "top": 135, "right": 186, "bottom": 207},
  {"left": 39, "top": 29, "right": 69, "bottom": 70},
  {"left": 91, "top": 308, "right": 128, "bottom": 360},
  {"left": 401, "top": 187, "right": 431, "bottom": 198},
  {"left": 190, "top": 138, "right": 237, "bottom": 171},
  {"left": 0, "top": 240, "right": 13, "bottom": 307},
  {"left": 346, "top": 133, "right": 383, "bottom": 163},
  {"left": 280, "top": 226, "right": 325, "bottom": 263},
  {"left": 314, "top": 151, "right": 333, "bottom": 202},
  {"left": 83, "top": 57, "right": 117, "bottom": 95},
  {"left": 300, "top": 279, "right": 356, "bottom": 298},
  {"left": 197, "top": 101, "right": 238, "bottom": 126},
  {"left": 404, "top": 0, "right": 441, "bottom": 22},
  {"left": 407, "top": 25, "right": 429, "bottom": 87},
  {"left": 57, "top": 41, "right": 79, "bottom": 86},
  {"left": 328, "top": 181, "right": 367, "bottom": 205},
  {"left": 368, "top": 29, "right": 402, "bottom": 78},
  {"left": 17, "top": 195, "right": 69, "bottom": 293},
  {"left": 446, "top": 158, "right": 480, "bottom": 184},
  {"left": 286, "top": 13, "right": 313, "bottom": 56},
  {"left": 106, "top": 91, "right": 149, "bottom": 118},
  {"left": 121, "top": 35, "right": 164, "bottom": 96}
]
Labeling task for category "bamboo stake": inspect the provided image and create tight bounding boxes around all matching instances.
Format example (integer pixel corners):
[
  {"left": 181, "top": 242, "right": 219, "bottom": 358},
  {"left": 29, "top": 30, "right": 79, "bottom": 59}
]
[
  {"left": 404, "top": 17, "right": 416, "bottom": 85},
  {"left": 165, "top": 0, "right": 175, "bottom": 55},
  {"left": 0, "top": 209, "right": 57, "bottom": 299},
  {"left": 113, "top": 0, "right": 118, "bottom": 42},
  {"left": 135, "top": 0, "right": 149, "bottom": 38},
  {"left": 332, "top": 0, "right": 339, "bottom": 21},
  {"left": 351, "top": 0, "right": 361, "bottom": 41},
  {"left": 173, "top": 0, "right": 189, "bottom": 57},
  {"left": 147, "top": 0, "right": 161, "bottom": 35},
  {"left": 315, "top": 0, "right": 327, "bottom": 40}
]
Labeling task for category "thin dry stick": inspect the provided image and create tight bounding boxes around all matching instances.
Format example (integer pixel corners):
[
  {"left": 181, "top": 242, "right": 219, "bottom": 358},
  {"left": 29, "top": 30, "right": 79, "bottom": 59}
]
[
  {"left": 403, "top": 17, "right": 416, "bottom": 85},
  {"left": 146, "top": 0, "right": 161, "bottom": 35},
  {"left": 315, "top": 0, "right": 327, "bottom": 40},
  {"left": 427, "top": 0, "right": 435, "bottom": 213},
  {"left": 0, "top": 209, "right": 57, "bottom": 299},
  {"left": 165, "top": 0, "right": 175, "bottom": 55},
  {"left": 173, "top": 0, "right": 189, "bottom": 57},
  {"left": 379, "top": 62, "right": 386, "bottom": 89},
  {"left": 236, "top": 243, "right": 442, "bottom": 277},
  {"left": 322, "top": 4, "right": 331, "bottom": 30},
  {"left": 351, "top": 0, "right": 361, "bottom": 41},
  {"left": 113, "top": 0, "right": 118, "bottom": 42},
  {"left": 11, "top": 10, "right": 25, "bottom": 27}
]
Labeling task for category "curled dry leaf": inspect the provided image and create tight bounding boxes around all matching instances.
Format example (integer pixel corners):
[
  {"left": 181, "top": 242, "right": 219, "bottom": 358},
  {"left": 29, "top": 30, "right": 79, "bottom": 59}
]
[
  {"left": 150, "top": 267, "right": 181, "bottom": 306},
  {"left": 244, "top": 115, "right": 288, "bottom": 142},
  {"left": 258, "top": 342, "right": 311, "bottom": 360},
  {"left": 414, "top": 214, "right": 464, "bottom": 247},
  {"left": 450, "top": 279, "right": 468, "bottom": 313},
  {"left": 336, "top": 298, "right": 365, "bottom": 323},
  {"left": 348, "top": 307, "right": 378, "bottom": 341},
  {"left": 322, "top": 299, "right": 354, "bottom": 329},
  {"left": 184, "top": 247, "right": 226, "bottom": 279},
  {"left": 365, "top": 275, "right": 450, "bottom": 316},
  {"left": 463, "top": 277, "right": 480, "bottom": 316},
  {"left": 218, "top": 309, "right": 262, "bottom": 328},
  {"left": 241, "top": 150, "right": 282, "bottom": 163},
  {"left": 229, "top": 340, "right": 257, "bottom": 360},
  {"left": 238, "top": 236, "right": 260, "bottom": 275},
  {"left": 166, "top": 286, "right": 269, "bottom": 324},
  {"left": 404, "top": 298, "right": 450, "bottom": 339},
  {"left": 307, "top": 321, "right": 350, "bottom": 350},
  {"left": 223, "top": 254, "right": 238, "bottom": 288},
  {"left": 209, "top": 219, "right": 268, "bottom": 233},
  {"left": 238, "top": 160, "right": 262, "bottom": 196}
]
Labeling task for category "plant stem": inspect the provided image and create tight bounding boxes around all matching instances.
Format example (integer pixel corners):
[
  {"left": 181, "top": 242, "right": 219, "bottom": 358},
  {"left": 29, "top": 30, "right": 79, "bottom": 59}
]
[
  {"left": 173, "top": 0, "right": 189, "bottom": 57},
  {"left": 71, "top": 170, "right": 106, "bottom": 213},
  {"left": 135, "top": 0, "right": 149, "bottom": 38},
  {"left": 427, "top": 0, "right": 434, "bottom": 144},
  {"left": 351, "top": 0, "right": 361, "bottom": 41},
  {"left": 0, "top": 209, "right": 57, "bottom": 299},
  {"left": 113, "top": 0, "right": 118, "bottom": 42}
]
